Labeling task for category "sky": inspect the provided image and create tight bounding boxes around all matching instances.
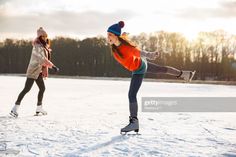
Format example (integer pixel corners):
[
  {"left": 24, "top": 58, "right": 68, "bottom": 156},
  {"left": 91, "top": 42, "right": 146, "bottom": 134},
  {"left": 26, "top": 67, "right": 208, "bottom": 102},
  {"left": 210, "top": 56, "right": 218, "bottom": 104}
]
[{"left": 0, "top": 0, "right": 236, "bottom": 40}]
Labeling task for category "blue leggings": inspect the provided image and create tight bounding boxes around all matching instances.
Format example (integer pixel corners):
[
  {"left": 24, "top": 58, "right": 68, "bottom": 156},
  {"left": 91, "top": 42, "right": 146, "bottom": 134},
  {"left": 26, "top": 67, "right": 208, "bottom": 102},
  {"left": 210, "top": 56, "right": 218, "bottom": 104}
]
[{"left": 128, "top": 61, "right": 181, "bottom": 118}]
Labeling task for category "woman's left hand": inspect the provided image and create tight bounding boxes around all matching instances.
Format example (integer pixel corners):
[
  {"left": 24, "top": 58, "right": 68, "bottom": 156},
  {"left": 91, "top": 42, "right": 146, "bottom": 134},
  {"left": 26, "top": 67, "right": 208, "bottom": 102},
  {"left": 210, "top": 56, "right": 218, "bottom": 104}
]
[{"left": 52, "top": 66, "right": 60, "bottom": 73}]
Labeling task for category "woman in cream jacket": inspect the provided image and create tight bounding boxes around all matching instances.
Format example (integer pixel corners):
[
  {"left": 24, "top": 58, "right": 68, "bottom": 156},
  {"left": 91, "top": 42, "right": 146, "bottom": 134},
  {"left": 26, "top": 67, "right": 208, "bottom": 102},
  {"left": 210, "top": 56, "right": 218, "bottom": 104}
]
[{"left": 10, "top": 27, "right": 59, "bottom": 117}]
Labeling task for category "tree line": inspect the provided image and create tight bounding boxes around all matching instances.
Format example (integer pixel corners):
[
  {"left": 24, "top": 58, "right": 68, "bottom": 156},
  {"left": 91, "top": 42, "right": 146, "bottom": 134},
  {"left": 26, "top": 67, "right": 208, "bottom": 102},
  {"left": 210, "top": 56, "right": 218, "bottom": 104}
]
[{"left": 0, "top": 30, "right": 236, "bottom": 80}]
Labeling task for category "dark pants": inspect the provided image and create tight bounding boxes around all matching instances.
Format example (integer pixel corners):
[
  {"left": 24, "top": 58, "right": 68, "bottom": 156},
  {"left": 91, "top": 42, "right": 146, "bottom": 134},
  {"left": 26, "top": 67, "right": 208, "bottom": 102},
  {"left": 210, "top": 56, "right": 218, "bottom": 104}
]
[
  {"left": 128, "top": 61, "right": 181, "bottom": 118},
  {"left": 147, "top": 61, "right": 181, "bottom": 76},
  {"left": 15, "top": 73, "right": 45, "bottom": 106},
  {"left": 128, "top": 74, "right": 144, "bottom": 118}
]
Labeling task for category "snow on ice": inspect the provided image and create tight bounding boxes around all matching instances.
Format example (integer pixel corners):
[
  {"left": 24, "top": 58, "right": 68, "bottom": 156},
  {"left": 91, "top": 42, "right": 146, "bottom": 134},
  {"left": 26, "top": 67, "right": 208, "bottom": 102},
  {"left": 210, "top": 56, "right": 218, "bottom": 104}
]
[{"left": 1, "top": 75, "right": 236, "bottom": 156}]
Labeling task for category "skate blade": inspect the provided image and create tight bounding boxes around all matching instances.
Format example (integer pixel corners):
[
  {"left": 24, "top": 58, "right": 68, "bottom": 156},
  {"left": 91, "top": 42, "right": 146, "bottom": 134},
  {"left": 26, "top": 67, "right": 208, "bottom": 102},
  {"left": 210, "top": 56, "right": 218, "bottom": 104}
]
[
  {"left": 120, "top": 129, "right": 140, "bottom": 136},
  {"left": 9, "top": 112, "right": 18, "bottom": 118},
  {"left": 120, "top": 132, "right": 141, "bottom": 136},
  {"left": 34, "top": 112, "right": 47, "bottom": 116}
]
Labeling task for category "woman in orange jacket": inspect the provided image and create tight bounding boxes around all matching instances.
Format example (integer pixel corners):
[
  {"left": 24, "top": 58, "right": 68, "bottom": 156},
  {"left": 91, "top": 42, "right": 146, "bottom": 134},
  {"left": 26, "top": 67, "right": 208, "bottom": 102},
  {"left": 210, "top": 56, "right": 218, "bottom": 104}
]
[{"left": 107, "top": 21, "right": 195, "bottom": 134}]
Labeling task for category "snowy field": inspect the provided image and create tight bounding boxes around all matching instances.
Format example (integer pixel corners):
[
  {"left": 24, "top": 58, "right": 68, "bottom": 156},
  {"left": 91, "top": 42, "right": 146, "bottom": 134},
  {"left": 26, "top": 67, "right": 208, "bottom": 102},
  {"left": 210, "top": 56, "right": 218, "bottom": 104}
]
[{"left": 1, "top": 75, "right": 236, "bottom": 157}]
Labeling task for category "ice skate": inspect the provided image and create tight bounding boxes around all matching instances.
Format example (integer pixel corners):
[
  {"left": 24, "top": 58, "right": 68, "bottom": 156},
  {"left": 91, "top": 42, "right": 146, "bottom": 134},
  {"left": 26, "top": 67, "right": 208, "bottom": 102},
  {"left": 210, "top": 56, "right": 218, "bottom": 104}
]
[
  {"left": 35, "top": 105, "right": 47, "bottom": 116},
  {"left": 9, "top": 105, "right": 20, "bottom": 118},
  {"left": 179, "top": 70, "right": 196, "bottom": 82},
  {"left": 120, "top": 116, "right": 139, "bottom": 135}
]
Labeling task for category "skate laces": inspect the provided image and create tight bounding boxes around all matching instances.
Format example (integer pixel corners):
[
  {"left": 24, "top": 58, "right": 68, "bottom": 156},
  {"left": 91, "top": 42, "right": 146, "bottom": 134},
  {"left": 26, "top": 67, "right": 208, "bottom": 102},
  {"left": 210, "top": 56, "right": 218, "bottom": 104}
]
[{"left": 129, "top": 117, "right": 138, "bottom": 123}]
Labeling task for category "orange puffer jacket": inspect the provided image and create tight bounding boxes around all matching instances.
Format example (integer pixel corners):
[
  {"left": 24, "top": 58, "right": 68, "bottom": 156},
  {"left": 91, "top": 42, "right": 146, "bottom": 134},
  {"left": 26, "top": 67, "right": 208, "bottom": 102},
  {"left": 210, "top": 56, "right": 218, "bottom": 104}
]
[{"left": 113, "top": 44, "right": 141, "bottom": 71}]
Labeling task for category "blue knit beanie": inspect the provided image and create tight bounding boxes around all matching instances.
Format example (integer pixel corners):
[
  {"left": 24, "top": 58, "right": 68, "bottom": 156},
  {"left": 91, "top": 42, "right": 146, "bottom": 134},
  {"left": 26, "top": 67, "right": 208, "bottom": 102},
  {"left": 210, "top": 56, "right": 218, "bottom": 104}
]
[{"left": 107, "top": 21, "right": 125, "bottom": 36}]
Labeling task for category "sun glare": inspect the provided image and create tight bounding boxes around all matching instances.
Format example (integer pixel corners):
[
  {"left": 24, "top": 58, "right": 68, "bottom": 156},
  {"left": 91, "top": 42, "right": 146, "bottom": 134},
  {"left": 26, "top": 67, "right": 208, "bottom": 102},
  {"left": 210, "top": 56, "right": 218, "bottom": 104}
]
[{"left": 182, "top": 31, "right": 199, "bottom": 41}]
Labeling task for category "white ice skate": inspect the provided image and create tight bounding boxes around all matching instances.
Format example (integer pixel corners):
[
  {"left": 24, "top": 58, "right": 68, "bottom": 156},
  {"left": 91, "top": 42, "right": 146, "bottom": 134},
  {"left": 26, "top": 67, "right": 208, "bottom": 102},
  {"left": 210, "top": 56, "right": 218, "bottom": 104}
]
[
  {"left": 35, "top": 105, "right": 47, "bottom": 116},
  {"left": 9, "top": 105, "right": 20, "bottom": 118},
  {"left": 180, "top": 70, "right": 196, "bottom": 82}
]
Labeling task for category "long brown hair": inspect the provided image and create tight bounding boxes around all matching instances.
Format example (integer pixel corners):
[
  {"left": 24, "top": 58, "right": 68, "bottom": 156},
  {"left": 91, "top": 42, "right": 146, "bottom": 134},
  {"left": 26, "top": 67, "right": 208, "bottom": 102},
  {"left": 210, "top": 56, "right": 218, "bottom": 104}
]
[
  {"left": 37, "top": 36, "right": 52, "bottom": 60},
  {"left": 111, "top": 34, "right": 137, "bottom": 58},
  {"left": 38, "top": 36, "right": 50, "bottom": 48}
]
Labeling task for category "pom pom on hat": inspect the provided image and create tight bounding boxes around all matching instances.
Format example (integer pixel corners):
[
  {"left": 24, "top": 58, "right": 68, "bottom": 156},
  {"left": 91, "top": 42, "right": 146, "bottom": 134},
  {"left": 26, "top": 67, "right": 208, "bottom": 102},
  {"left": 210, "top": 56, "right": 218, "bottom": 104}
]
[
  {"left": 37, "top": 27, "right": 47, "bottom": 37},
  {"left": 107, "top": 21, "right": 125, "bottom": 36}
]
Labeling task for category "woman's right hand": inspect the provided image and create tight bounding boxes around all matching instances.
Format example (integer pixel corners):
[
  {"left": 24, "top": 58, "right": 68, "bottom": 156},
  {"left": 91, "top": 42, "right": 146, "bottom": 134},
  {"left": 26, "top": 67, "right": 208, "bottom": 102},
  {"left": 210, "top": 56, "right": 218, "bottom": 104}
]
[
  {"left": 147, "top": 51, "right": 159, "bottom": 60},
  {"left": 153, "top": 51, "right": 160, "bottom": 58},
  {"left": 141, "top": 50, "right": 159, "bottom": 60}
]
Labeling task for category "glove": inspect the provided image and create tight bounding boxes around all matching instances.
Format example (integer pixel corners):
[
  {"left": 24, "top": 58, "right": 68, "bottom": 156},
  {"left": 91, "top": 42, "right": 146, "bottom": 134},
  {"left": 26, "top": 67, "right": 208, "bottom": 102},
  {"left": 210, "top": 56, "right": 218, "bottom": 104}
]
[
  {"left": 154, "top": 51, "right": 160, "bottom": 58},
  {"left": 142, "top": 51, "right": 159, "bottom": 60},
  {"left": 146, "top": 52, "right": 159, "bottom": 60},
  {"left": 52, "top": 66, "right": 59, "bottom": 73},
  {"left": 148, "top": 52, "right": 159, "bottom": 60}
]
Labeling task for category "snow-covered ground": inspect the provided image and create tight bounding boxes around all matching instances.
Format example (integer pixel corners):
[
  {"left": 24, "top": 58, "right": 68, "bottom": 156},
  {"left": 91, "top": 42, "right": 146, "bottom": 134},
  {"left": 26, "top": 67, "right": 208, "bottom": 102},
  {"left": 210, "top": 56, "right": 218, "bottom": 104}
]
[{"left": 0, "top": 75, "right": 236, "bottom": 157}]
